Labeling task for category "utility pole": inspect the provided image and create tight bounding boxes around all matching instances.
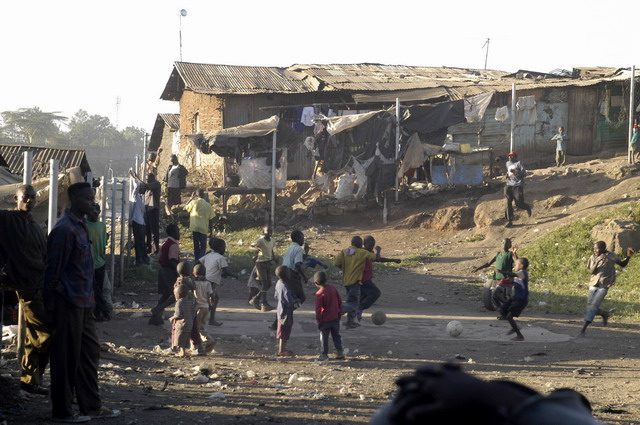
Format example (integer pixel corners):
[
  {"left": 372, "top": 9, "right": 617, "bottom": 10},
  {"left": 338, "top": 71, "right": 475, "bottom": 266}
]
[
  {"left": 482, "top": 38, "right": 490, "bottom": 70},
  {"left": 116, "top": 96, "right": 121, "bottom": 131}
]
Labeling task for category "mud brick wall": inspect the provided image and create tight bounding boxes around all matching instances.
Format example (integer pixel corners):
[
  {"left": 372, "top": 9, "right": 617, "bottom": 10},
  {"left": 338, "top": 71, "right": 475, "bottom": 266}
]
[{"left": 178, "top": 91, "right": 224, "bottom": 183}]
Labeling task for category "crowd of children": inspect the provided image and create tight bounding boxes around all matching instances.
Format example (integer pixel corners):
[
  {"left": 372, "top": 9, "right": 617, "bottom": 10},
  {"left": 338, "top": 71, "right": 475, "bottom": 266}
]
[{"left": 148, "top": 226, "right": 404, "bottom": 359}]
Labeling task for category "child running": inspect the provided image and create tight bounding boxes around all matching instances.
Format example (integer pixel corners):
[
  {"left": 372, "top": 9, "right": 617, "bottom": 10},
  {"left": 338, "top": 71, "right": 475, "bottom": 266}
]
[
  {"left": 497, "top": 257, "right": 530, "bottom": 341},
  {"left": 314, "top": 271, "right": 345, "bottom": 361},
  {"left": 149, "top": 224, "right": 181, "bottom": 325},
  {"left": 333, "top": 236, "right": 376, "bottom": 329},
  {"left": 357, "top": 236, "right": 401, "bottom": 322},
  {"left": 274, "top": 265, "right": 296, "bottom": 357},
  {"left": 192, "top": 263, "right": 217, "bottom": 354},
  {"left": 249, "top": 225, "right": 276, "bottom": 312}
]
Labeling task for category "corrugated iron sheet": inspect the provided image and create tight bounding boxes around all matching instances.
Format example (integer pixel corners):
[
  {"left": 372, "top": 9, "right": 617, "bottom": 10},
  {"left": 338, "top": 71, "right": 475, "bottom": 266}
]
[
  {"left": 170, "top": 62, "right": 318, "bottom": 96},
  {"left": 0, "top": 144, "right": 90, "bottom": 179},
  {"left": 161, "top": 62, "right": 636, "bottom": 101},
  {"left": 149, "top": 113, "right": 179, "bottom": 151},
  {"left": 159, "top": 113, "right": 180, "bottom": 130}
]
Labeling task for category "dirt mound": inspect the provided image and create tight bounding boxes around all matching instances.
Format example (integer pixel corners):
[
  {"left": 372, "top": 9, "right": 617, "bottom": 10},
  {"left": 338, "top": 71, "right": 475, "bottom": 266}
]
[
  {"left": 591, "top": 218, "right": 640, "bottom": 254},
  {"left": 397, "top": 205, "right": 474, "bottom": 231},
  {"left": 541, "top": 195, "right": 575, "bottom": 209}
]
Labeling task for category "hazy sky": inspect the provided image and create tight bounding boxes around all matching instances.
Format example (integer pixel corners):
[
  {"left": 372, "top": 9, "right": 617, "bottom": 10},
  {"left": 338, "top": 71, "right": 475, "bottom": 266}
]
[{"left": 1, "top": 0, "right": 637, "bottom": 134}]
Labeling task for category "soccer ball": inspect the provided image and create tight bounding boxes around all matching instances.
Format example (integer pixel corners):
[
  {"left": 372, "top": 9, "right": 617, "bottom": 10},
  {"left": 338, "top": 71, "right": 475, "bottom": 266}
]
[
  {"left": 446, "top": 320, "right": 463, "bottom": 337},
  {"left": 371, "top": 311, "right": 387, "bottom": 326}
]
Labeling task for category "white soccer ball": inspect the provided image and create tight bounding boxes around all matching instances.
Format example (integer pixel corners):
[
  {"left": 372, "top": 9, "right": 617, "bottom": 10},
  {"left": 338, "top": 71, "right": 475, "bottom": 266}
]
[{"left": 446, "top": 320, "right": 463, "bottom": 337}]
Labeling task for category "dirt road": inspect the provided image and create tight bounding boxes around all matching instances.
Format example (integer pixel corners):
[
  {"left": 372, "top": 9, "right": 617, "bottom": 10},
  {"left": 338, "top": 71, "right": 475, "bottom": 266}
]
[{"left": 2, "top": 154, "right": 639, "bottom": 424}]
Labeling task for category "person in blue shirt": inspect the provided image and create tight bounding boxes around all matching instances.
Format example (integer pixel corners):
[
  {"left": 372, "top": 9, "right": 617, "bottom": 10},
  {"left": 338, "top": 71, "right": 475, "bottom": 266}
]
[
  {"left": 45, "top": 182, "right": 120, "bottom": 422},
  {"left": 497, "top": 257, "right": 529, "bottom": 341},
  {"left": 550, "top": 126, "right": 570, "bottom": 167}
]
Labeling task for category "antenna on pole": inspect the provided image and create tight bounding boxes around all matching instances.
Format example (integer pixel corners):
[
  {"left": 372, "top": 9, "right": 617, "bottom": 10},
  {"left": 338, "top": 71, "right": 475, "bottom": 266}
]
[
  {"left": 482, "top": 38, "right": 490, "bottom": 70},
  {"left": 116, "top": 96, "right": 121, "bottom": 130},
  {"left": 179, "top": 9, "right": 187, "bottom": 61}
]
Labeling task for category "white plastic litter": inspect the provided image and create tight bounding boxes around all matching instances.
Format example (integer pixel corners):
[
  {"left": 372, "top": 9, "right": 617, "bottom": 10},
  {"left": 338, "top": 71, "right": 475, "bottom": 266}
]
[{"left": 208, "top": 391, "right": 226, "bottom": 401}]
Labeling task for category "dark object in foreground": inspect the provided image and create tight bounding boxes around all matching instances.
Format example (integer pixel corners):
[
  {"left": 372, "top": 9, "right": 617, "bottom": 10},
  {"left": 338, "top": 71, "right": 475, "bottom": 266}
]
[{"left": 369, "top": 362, "right": 602, "bottom": 425}]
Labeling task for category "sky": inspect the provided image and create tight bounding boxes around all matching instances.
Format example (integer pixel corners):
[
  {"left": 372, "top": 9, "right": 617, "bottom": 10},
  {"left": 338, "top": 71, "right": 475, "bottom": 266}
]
[{"left": 1, "top": 0, "right": 638, "bottom": 134}]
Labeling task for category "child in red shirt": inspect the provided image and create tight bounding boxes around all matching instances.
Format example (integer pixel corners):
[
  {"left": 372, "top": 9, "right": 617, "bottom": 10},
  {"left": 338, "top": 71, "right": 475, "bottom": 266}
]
[{"left": 314, "top": 271, "right": 345, "bottom": 361}]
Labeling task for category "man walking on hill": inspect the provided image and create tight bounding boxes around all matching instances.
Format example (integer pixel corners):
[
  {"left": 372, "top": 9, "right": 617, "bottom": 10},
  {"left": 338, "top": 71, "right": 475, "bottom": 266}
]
[
  {"left": 504, "top": 151, "right": 531, "bottom": 228},
  {"left": 579, "top": 241, "right": 634, "bottom": 337}
]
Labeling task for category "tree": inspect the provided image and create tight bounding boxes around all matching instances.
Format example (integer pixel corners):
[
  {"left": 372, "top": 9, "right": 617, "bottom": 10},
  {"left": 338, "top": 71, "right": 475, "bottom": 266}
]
[
  {"left": 1, "top": 107, "right": 67, "bottom": 144},
  {"left": 67, "top": 109, "right": 121, "bottom": 147},
  {"left": 121, "top": 126, "right": 146, "bottom": 149}
]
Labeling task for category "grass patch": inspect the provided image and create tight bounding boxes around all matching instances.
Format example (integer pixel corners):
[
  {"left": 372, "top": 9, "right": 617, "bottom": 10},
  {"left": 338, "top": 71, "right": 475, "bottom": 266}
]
[
  {"left": 464, "top": 234, "right": 486, "bottom": 243},
  {"left": 519, "top": 201, "right": 640, "bottom": 320}
]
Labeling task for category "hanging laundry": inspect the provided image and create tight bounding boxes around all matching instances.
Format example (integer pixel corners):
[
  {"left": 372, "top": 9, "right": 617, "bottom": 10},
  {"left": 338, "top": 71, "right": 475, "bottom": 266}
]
[
  {"left": 516, "top": 96, "right": 537, "bottom": 125},
  {"left": 398, "top": 133, "right": 426, "bottom": 178},
  {"left": 301, "top": 106, "right": 315, "bottom": 126},
  {"left": 464, "top": 91, "right": 494, "bottom": 123},
  {"left": 495, "top": 106, "right": 509, "bottom": 122}
]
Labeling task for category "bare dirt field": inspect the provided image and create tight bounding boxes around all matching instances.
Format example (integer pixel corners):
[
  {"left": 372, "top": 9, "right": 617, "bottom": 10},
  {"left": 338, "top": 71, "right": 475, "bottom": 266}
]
[{"left": 2, "top": 153, "right": 640, "bottom": 425}]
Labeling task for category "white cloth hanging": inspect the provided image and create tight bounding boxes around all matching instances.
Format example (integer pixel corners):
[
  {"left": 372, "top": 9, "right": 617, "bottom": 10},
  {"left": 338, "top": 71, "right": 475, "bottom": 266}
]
[
  {"left": 495, "top": 106, "right": 509, "bottom": 122},
  {"left": 516, "top": 96, "right": 537, "bottom": 125},
  {"left": 465, "top": 92, "right": 494, "bottom": 123},
  {"left": 301, "top": 107, "right": 315, "bottom": 126}
]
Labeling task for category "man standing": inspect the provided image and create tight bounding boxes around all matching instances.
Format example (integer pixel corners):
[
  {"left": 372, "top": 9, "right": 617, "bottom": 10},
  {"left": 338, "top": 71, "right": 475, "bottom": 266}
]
[
  {"left": 86, "top": 203, "right": 110, "bottom": 322},
  {"left": 45, "top": 182, "right": 120, "bottom": 422},
  {"left": 504, "top": 151, "right": 531, "bottom": 228},
  {"left": 130, "top": 171, "right": 161, "bottom": 255},
  {"left": 550, "top": 126, "right": 569, "bottom": 167},
  {"left": 0, "top": 184, "right": 51, "bottom": 395},
  {"left": 164, "top": 154, "right": 187, "bottom": 215},
  {"left": 579, "top": 241, "right": 634, "bottom": 337},
  {"left": 185, "top": 189, "right": 215, "bottom": 261},
  {"left": 129, "top": 170, "right": 149, "bottom": 265}
]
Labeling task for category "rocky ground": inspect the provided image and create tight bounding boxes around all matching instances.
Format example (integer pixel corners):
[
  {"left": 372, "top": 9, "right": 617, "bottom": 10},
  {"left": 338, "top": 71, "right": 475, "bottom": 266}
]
[{"left": 2, "top": 153, "right": 640, "bottom": 425}]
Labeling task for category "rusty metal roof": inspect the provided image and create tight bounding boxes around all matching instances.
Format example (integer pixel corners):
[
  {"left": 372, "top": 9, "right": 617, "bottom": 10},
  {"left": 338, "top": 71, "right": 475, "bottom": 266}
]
[
  {"left": 160, "top": 62, "right": 634, "bottom": 103},
  {"left": 289, "top": 64, "right": 508, "bottom": 92},
  {"left": 160, "top": 62, "right": 319, "bottom": 100},
  {"left": 148, "top": 113, "right": 180, "bottom": 151},
  {"left": 0, "top": 144, "right": 91, "bottom": 179}
]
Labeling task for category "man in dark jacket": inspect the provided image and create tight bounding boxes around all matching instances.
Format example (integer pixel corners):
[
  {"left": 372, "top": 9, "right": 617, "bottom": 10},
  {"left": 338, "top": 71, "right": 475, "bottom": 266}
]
[{"left": 0, "top": 184, "right": 51, "bottom": 395}]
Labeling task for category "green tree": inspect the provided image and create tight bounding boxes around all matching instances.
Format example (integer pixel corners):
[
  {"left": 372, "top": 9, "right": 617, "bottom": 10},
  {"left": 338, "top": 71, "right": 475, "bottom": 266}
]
[
  {"left": 67, "top": 109, "right": 121, "bottom": 147},
  {"left": 121, "top": 126, "right": 146, "bottom": 149},
  {"left": 1, "top": 107, "right": 67, "bottom": 144}
]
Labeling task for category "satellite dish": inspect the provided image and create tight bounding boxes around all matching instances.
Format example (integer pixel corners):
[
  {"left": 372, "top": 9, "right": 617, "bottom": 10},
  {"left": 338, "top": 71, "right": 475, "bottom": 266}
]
[{"left": 180, "top": 9, "right": 187, "bottom": 16}]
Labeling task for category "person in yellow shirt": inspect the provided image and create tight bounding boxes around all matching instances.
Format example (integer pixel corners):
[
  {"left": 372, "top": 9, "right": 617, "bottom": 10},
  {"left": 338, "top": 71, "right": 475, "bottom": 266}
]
[
  {"left": 184, "top": 189, "right": 215, "bottom": 261},
  {"left": 333, "top": 236, "right": 376, "bottom": 329}
]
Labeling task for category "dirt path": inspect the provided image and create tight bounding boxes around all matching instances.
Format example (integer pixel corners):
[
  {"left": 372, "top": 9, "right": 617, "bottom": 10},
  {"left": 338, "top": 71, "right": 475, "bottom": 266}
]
[{"left": 2, "top": 155, "right": 640, "bottom": 424}]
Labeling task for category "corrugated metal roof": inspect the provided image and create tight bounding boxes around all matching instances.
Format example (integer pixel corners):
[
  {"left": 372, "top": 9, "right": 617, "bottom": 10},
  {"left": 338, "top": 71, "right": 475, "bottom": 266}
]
[
  {"left": 160, "top": 62, "right": 635, "bottom": 103},
  {"left": 148, "top": 113, "right": 180, "bottom": 151},
  {"left": 289, "top": 64, "right": 507, "bottom": 92},
  {"left": 159, "top": 113, "right": 180, "bottom": 130},
  {"left": 0, "top": 144, "right": 91, "bottom": 179},
  {"left": 160, "top": 62, "right": 319, "bottom": 100}
]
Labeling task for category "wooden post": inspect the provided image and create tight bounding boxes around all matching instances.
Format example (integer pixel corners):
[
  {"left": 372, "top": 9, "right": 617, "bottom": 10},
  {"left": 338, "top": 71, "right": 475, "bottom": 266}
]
[
  {"left": 270, "top": 130, "right": 277, "bottom": 229},
  {"left": 100, "top": 176, "right": 107, "bottom": 223},
  {"left": 395, "top": 98, "right": 400, "bottom": 202},
  {"left": 510, "top": 83, "right": 516, "bottom": 152},
  {"left": 119, "top": 179, "right": 126, "bottom": 287},
  {"left": 17, "top": 152, "right": 34, "bottom": 364},
  {"left": 109, "top": 178, "right": 116, "bottom": 291},
  {"left": 628, "top": 65, "right": 636, "bottom": 164}
]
